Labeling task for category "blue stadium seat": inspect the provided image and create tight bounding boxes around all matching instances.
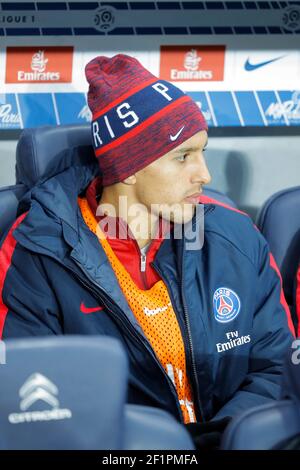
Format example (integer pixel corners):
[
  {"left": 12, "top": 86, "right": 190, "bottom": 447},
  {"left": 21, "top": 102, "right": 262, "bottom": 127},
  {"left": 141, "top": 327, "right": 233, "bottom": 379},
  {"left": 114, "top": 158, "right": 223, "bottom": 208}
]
[
  {"left": 124, "top": 405, "right": 194, "bottom": 450},
  {"left": 15, "top": 125, "right": 94, "bottom": 188},
  {"left": 221, "top": 400, "right": 300, "bottom": 450},
  {"left": 222, "top": 344, "right": 300, "bottom": 450},
  {"left": 256, "top": 186, "right": 300, "bottom": 328},
  {"left": 0, "top": 184, "right": 27, "bottom": 243},
  {"left": 0, "top": 336, "right": 194, "bottom": 450}
]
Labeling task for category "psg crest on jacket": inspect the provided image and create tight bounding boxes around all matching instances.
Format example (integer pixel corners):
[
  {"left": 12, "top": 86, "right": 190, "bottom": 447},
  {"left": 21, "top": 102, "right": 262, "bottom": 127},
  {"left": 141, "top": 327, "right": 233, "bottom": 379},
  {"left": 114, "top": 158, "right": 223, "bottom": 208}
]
[{"left": 213, "top": 287, "right": 241, "bottom": 323}]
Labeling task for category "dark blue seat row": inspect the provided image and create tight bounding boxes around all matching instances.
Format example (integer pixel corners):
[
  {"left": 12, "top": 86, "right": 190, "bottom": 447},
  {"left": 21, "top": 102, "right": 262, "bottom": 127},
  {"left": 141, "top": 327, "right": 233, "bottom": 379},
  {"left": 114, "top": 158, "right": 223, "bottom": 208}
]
[{"left": 0, "top": 336, "right": 194, "bottom": 450}]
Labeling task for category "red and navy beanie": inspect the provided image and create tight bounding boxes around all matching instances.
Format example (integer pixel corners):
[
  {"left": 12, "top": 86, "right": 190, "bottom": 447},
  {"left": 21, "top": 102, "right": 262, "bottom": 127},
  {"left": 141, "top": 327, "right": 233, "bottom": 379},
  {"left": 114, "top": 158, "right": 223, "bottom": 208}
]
[{"left": 85, "top": 54, "right": 208, "bottom": 186}]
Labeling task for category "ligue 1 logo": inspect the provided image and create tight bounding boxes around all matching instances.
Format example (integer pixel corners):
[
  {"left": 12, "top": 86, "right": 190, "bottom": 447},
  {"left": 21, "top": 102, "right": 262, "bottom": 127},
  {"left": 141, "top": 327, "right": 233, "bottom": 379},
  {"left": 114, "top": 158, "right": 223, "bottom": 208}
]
[
  {"left": 94, "top": 6, "right": 116, "bottom": 32},
  {"left": 213, "top": 287, "right": 241, "bottom": 323},
  {"left": 282, "top": 6, "right": 300, "bottom": 31}
]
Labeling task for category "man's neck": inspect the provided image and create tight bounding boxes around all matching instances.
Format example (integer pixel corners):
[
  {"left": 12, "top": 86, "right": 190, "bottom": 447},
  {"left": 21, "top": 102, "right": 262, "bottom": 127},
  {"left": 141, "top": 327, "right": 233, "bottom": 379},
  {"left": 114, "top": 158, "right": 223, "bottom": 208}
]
[{"left": 97, "top": 187, "right": 159, "bottom": 249}]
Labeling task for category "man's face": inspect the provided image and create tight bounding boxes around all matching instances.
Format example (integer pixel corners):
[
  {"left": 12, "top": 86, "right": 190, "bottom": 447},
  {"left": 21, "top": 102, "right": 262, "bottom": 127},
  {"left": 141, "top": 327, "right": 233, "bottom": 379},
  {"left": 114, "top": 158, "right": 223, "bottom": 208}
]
[{"left": 133, "top": 130, "right": 211, "bottom": 224}]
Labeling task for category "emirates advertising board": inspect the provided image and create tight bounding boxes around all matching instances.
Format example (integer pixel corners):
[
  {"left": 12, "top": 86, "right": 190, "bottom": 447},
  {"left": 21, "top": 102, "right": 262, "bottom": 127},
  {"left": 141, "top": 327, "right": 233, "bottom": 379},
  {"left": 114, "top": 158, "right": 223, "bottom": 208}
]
[{"left": 0, "top": 0, "right": 299, "bottom": 129}]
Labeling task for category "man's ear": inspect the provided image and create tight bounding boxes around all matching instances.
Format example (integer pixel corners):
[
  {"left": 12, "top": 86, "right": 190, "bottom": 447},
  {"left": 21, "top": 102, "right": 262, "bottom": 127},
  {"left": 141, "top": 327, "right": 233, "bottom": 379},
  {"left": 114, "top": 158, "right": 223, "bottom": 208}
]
[{"left": 122, "top": 174, "right": 137, "bottom": 185}]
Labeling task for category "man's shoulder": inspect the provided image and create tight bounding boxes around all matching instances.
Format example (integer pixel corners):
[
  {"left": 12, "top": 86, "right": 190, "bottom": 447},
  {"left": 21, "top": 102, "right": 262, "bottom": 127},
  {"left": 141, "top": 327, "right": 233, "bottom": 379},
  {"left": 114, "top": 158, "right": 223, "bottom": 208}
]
[{"left": 202, "top": 197, "right": 264, "bottom": 266}]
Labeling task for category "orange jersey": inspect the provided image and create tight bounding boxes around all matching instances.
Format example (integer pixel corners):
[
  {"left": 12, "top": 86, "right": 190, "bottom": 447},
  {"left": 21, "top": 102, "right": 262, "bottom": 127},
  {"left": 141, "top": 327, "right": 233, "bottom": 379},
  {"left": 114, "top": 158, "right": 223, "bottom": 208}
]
[{"left": 78, "top": 197, "right": 196, "bottom": 423}]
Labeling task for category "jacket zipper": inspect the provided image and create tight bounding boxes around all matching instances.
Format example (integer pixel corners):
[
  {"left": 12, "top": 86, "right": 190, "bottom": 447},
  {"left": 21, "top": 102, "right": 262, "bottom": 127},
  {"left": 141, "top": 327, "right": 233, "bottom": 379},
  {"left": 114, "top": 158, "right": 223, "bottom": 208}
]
[
  {"left": 180, "top": 243, "right": 205, "bottom": 422},
  {"left": 131, "top": 238, "right": 148, "bottom": 289},
  {"left": 67, "top": 260, "right": 184, "bottom": 422},
  {"left": 140, "top": 253, "right": 147, "bottom": 273}
]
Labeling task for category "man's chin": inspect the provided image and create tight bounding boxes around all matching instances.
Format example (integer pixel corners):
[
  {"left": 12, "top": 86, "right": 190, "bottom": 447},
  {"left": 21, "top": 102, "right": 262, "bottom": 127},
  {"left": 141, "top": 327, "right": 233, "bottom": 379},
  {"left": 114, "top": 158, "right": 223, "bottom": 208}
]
[{"left": 161, "top": 204, "right": 196, "bottom": 225}]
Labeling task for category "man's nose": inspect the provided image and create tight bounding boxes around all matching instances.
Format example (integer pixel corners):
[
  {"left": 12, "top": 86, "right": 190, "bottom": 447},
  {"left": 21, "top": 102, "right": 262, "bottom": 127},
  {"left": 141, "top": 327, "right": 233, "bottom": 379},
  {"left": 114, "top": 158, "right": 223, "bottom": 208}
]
[{"left": 191, "top": 155, "right": 212, "bottom": 186}]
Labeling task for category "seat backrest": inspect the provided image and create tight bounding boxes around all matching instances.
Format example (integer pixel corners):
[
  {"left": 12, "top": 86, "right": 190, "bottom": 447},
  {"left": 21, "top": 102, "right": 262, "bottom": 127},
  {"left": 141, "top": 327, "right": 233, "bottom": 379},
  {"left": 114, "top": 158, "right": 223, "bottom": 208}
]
[
  {"left": 222, "top": 344, "right": 300, "bottom": 450},
  {"left": 16, "top": 125, "right": 94, "bottom": 188},
  {"left": 1, "top": 125, "right": 94, "bottom": 245},
  {"left": 0, "top": 184, "right": 27, "bottom": 243},
  {"left": 0, "top": 335, "right": 194, "bottom": 450},
  {"left": 256, "top": 186, "right": 300, "bottom": 309},
  {"left": 221, "top": 400, "right": 300, "bottom": 450},
  {"left": 124, "top": 404, "right": 194, "bottom": 450},
  {"left": 0, "top": 336, "right": 128, "bottom": 450}
]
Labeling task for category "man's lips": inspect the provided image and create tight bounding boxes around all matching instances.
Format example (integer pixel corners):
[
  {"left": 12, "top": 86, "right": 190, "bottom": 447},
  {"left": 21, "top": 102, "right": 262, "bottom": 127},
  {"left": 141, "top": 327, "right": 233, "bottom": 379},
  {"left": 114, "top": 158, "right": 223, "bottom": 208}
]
[{"left": 184, "top": 193, "right": 202, "bottom": 204}]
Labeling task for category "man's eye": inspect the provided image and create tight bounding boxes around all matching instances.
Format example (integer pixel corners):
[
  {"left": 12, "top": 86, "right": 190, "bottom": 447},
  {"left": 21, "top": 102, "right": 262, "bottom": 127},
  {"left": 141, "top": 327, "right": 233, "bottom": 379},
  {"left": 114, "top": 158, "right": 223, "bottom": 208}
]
[{"left": 176, "top": 154, "right": 188, "bottom": 162}]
